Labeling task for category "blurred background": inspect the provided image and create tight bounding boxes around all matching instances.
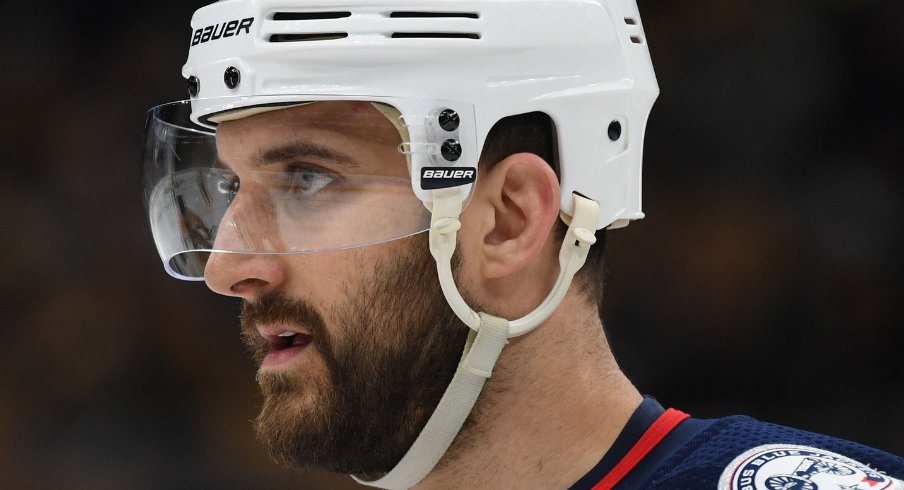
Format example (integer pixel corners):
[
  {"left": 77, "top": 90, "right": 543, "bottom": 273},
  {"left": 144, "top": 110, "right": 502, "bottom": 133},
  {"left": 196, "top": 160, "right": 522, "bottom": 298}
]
[{"left": 1, "top": 0, "right": 902, "bottom": 488}]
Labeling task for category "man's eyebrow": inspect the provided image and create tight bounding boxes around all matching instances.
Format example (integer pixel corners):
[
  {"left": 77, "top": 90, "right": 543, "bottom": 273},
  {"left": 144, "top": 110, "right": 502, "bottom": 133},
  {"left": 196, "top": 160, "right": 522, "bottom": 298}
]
[{"left": 260, "top": 141, "right": 359, "bottom": 167}]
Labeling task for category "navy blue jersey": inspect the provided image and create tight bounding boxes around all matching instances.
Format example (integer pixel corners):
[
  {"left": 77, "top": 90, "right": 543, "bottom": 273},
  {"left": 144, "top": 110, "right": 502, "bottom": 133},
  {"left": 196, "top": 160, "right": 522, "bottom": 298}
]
[{"left": 570, "top": 397, "right": 904, "bottom": 490}]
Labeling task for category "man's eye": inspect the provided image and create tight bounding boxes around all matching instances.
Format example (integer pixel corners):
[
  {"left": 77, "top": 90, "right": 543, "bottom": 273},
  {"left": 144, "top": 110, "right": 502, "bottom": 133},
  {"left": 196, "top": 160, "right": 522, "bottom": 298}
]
[
  {"left": 216, "top": 174, "right": 240, "bottom": 202},
  {"left": 285, "top": 165, "right": 336, "bottom": 195}
]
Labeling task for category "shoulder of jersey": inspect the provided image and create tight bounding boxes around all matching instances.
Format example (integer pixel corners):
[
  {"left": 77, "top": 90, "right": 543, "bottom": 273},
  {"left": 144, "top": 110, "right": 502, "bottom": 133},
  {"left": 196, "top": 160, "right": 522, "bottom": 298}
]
[{"left": 647, "top": 416, "right": 904, "bottom": 490}]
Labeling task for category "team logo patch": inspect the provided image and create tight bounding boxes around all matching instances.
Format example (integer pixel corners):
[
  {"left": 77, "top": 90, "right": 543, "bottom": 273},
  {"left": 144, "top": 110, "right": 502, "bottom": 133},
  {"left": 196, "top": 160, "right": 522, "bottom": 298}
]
[{"left": 718, "top": 444, "right": 903, "bottom": 490}]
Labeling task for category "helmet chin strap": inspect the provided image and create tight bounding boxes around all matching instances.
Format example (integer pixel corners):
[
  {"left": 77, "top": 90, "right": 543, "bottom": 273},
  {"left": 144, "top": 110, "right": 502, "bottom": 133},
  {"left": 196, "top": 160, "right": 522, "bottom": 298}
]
[{"left": 353, "top": 189, "right": 600, "bottom": 489}]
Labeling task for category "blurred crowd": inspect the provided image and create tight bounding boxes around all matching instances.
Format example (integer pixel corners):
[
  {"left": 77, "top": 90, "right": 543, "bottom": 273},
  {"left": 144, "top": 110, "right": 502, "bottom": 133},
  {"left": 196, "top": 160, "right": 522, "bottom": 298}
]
[{"left": 1, "top": 0, "right": 902, "bottom": 488}]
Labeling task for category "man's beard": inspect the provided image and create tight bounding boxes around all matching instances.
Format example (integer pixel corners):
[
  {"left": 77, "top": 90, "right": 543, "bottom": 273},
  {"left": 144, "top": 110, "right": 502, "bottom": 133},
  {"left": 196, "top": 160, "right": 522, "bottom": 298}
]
[{"left": 239, "top": 237, "right": 471, "bottom": 475}]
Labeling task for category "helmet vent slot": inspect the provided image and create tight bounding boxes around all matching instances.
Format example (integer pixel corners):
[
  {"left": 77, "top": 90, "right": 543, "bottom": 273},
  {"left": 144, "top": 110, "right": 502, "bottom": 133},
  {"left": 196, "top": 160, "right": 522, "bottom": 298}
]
[
  {"left": 269, "top": 32, "right": 349, "bottom": 42},
  {"left": 390, "top": 11, "right": 479, "bottom": 19},
  {"left": 630, "top": 35, "right": 643, "bottom": 44},
  {"left": 272, "top": 12, "right": 351, "bottom": 21},
  {"left": 624, "top": 17, "right": 637, "bottom": 25},
  {"left": 391, "top": 32, "right": 480, "bottom": 40}
]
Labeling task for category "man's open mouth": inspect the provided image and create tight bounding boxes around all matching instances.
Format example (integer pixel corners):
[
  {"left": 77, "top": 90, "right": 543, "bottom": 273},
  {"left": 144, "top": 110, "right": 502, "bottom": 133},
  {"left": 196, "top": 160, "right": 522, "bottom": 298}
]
[{"left": 260, "top": 329, "right": 314, "bottom": 367}]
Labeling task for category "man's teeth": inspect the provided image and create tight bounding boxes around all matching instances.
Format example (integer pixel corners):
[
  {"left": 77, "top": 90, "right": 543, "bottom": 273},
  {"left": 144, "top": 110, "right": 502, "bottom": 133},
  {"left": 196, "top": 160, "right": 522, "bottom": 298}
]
[{"left": 278, "top": 332, "right": 296, "bottom": 337}]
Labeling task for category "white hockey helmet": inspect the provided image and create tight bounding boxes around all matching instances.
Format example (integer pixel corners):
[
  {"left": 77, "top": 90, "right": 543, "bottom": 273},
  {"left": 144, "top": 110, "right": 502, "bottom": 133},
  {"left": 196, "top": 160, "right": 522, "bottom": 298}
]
[{"left": 143, "top": 0, "right": 657, "bottom": 281}]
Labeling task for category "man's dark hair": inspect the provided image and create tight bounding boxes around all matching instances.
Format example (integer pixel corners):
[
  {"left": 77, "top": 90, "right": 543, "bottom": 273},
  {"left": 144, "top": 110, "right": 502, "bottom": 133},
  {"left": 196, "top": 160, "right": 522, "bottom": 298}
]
[{"left": 478, "top": 112, "right": 608, "bottom": 316}]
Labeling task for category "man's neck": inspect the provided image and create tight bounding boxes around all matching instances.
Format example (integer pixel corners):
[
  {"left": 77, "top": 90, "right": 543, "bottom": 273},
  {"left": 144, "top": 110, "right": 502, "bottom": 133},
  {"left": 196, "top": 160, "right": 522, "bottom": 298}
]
[{"left": 416, "top": 294, "right": 642, "bottom": 489}]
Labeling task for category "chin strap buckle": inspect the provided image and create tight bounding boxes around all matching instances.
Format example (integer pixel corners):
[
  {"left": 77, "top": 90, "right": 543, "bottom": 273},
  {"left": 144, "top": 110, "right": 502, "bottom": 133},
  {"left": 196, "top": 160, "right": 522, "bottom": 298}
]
[
  {"left": 572, "top": 226, "right": 597, "bottom": 245},
  {"left": 431, "top": 217, "right": 462, "bottom": 235}
]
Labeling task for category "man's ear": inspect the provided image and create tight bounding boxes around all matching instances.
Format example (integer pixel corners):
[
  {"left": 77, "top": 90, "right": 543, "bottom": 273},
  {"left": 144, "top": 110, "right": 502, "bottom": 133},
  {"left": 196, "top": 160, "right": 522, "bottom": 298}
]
[{"left": 470, "top": 152, "right": 561, "bottom": 279}]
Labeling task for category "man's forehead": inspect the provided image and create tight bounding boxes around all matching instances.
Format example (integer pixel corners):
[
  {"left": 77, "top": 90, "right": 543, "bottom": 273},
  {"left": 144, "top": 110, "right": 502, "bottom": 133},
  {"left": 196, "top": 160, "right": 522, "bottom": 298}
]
[
  {"left": 213, "top": 101, "right": 407, "bottom": 175},
  {"left": 216, "top": 102, "right": 400, "bottom": 152},
  {"left": 216, "top": 101, "right": 391, "bottom": 136}
]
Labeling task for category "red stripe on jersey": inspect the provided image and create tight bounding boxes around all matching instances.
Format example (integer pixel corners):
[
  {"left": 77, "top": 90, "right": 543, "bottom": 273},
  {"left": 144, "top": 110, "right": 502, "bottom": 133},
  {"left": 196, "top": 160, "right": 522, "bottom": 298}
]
[{"left": 591, "top": 408, "right": 690, "bottom": 490}]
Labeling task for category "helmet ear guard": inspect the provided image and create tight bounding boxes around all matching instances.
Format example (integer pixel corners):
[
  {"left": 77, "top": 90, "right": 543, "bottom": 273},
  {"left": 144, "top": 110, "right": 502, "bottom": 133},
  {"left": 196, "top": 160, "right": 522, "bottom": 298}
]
[{"left": 429, "top": 188, "right": 601, "bottom": 337}]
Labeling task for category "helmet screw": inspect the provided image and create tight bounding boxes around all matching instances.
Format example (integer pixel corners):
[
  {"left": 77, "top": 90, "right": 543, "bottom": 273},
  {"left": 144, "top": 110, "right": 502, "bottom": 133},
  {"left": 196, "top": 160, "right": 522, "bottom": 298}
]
[
  {"left": 608, "top": 120, "right": 622, "bottom": 141},
  {"left": 441, "top": 139, "right": 462, "bottom": 161},
  {"left": 187, "top": 76, "right": 200, "bottom": 97},
  {"left": 438, "top": 109, "right": 460, "bottom": 131},
  {"left": 224, "top": 66, "right": 240, "bottom": 89}
]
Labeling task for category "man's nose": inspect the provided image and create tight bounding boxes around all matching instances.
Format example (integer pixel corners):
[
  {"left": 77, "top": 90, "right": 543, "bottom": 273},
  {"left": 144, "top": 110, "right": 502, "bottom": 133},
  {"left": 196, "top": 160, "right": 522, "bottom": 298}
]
[
  {"left": 204, "top": 250, "right": 287, "bottom": 300},
  {"left": 203, "top": 190, "right": 286, "bottom": 300}
]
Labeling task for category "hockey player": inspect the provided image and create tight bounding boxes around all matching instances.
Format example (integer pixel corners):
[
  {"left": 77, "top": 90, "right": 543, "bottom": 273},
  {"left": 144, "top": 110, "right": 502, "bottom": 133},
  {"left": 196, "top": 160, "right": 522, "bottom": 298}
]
[{"left": 141, "top": 0, "right": 904, "bottom": 488}]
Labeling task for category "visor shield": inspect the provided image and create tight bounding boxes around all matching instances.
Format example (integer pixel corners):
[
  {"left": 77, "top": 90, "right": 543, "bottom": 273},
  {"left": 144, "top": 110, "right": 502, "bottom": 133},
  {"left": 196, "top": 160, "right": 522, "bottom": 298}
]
[{"left": 143, "top": 97, "right": 475, "bottom": 280}]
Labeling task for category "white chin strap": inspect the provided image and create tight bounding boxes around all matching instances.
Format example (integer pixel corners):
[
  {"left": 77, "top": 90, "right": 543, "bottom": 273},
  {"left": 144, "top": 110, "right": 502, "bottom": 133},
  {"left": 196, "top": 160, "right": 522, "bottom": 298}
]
[{"left": 353, "top": 190, "right": 600, "bottom": 489}]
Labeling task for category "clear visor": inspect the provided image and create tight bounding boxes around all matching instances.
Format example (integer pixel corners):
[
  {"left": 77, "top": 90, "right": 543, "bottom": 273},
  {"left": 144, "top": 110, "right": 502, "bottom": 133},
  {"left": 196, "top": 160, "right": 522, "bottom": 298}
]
[{"left": 143, "top": 97, "right": 472, "bottom": 280}]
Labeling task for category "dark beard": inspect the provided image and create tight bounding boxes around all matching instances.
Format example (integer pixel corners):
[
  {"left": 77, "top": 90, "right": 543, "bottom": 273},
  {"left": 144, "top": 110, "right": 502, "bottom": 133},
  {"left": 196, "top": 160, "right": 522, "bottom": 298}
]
[{"left": 239, "top": 237, "right": 470, "bottom": 475}]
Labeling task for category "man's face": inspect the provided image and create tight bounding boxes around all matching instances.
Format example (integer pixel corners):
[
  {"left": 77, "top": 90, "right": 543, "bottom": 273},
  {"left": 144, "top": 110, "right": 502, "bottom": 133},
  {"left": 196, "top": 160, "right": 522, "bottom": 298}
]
[{"left": 204, "top": 102, "right": 471, "bottom": 474}]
